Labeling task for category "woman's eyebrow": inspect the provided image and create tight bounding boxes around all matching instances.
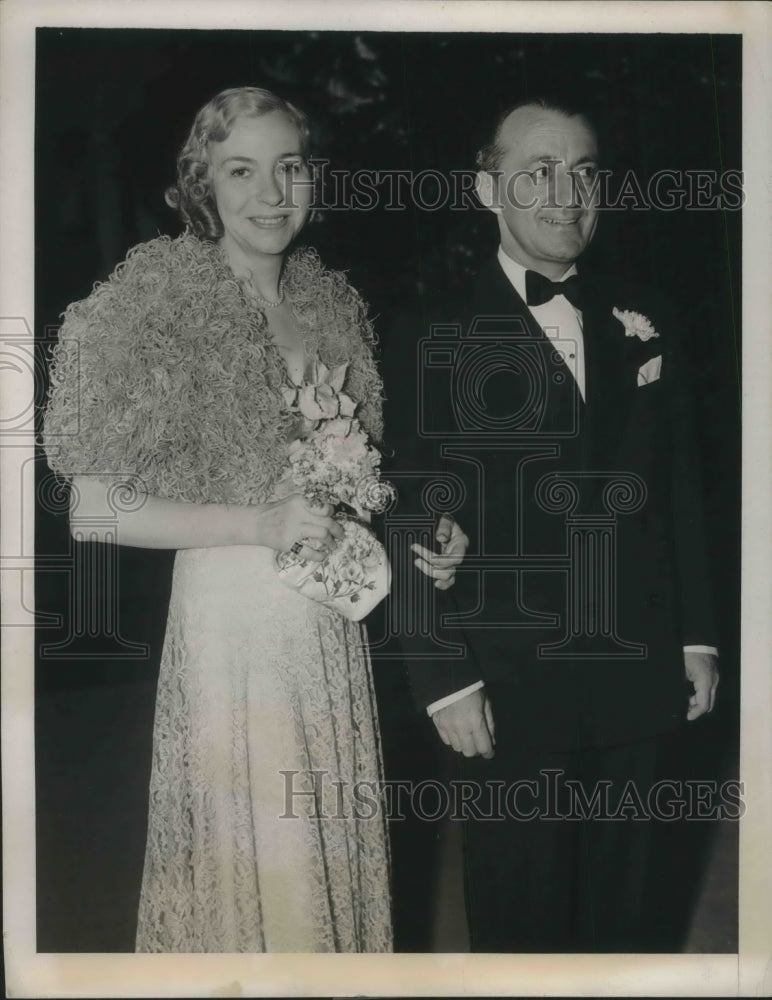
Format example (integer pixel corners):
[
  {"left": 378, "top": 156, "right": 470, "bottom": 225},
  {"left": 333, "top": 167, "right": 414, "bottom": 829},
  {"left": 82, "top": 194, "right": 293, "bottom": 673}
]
[{"left": 220, "top": 152, "right": 304, "bottom": 165}]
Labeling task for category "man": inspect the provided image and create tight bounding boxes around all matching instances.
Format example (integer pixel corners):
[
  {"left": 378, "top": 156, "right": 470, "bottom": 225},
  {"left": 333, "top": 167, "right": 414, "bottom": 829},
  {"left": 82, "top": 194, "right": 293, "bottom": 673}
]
[{"left": 388, "top": 99, "right": 719, "bottom": 952}]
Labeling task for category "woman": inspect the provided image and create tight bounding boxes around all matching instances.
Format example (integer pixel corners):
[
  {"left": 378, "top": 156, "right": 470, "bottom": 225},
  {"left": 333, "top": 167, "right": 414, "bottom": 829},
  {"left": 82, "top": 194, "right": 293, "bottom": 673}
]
[{"left": 43, "top": 87, "right": 392, "bottom": 952}]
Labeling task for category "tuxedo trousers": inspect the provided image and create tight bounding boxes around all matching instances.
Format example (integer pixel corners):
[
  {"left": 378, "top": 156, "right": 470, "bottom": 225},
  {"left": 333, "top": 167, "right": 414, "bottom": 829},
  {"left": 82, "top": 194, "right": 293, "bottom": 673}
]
[{"left": 455, "top": 725, "right": 657, "bottom": 953}]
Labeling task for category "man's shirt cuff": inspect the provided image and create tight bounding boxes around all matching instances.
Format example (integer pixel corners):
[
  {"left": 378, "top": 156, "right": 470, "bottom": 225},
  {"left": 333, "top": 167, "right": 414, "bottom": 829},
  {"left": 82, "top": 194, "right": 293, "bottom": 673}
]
[
  {"left": 425, "top": 649, "right": 717, "bottom": 716},
  {"left": 427, "top": 680, "right": 484, "bottom": 716}
]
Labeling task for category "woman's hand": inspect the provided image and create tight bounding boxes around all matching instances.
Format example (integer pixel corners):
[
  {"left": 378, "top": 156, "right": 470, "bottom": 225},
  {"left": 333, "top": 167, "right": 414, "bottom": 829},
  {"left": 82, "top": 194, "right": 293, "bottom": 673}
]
[{"left": 256, "top": 494, "right": 343, "bottom": 562}]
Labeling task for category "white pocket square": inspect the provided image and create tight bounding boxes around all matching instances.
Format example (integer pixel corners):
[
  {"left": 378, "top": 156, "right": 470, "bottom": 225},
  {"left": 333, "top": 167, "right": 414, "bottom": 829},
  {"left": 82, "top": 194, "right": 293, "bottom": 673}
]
[{"left": 637, "top": 355, "right": 662, "bottom": 386}]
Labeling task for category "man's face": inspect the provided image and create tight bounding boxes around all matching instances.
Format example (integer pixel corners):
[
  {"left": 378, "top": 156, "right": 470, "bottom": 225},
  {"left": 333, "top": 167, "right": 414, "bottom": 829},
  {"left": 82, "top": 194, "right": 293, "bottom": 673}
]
[{"left": 484, "top": 107, "right": 600, "bottom": 278}]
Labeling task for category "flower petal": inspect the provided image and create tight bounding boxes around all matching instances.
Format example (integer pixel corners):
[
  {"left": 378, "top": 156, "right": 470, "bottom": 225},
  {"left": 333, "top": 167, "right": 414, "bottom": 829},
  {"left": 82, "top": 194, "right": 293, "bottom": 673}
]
[
  {"left": 338, "top": 392, "right": 358, "bottom": 417},
  {"left": 327, "top": 363, "right": 348, "bottom": 393},
  {"left": 297, "top": 385, "right": 327, "bottom": 419},
  {"left": 315, "top": 384, "right": 340, "bottom": 418}
]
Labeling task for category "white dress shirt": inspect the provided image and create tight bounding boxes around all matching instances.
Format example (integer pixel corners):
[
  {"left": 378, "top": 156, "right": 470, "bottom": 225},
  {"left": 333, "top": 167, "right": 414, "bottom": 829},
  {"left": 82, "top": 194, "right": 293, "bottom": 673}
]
[
  {"left": 496, "top": 247, "right": 586, "bottom": 400},
  {"left": 426, "top": 249, "right": 717, "bottom": 717}
]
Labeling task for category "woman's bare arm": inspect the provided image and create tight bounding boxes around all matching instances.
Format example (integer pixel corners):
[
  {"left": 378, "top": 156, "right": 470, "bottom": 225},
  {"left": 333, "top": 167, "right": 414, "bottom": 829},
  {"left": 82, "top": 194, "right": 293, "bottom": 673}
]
[{"left": 69, "top": 475, "right": 342, "bottom": 558}]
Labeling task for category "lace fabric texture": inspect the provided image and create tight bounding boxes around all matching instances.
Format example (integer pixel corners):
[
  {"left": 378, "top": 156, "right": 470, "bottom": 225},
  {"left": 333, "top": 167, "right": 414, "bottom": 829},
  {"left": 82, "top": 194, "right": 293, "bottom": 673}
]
[{"left": 136, "top": 543, "right": 393, "bottom": 952}]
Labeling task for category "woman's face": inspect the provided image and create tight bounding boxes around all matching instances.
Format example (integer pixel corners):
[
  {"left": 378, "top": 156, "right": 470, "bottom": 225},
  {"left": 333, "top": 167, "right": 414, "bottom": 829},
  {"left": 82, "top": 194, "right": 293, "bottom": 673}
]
[{"left": 209, "top": 111, "right": 312, "bottom": 264}]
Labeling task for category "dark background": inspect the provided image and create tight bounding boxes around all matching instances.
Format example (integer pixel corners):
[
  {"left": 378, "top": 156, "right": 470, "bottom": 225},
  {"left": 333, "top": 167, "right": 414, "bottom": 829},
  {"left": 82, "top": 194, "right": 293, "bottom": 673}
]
[{"left": 35, "top": 28, "right": 740, "bottom": 952}]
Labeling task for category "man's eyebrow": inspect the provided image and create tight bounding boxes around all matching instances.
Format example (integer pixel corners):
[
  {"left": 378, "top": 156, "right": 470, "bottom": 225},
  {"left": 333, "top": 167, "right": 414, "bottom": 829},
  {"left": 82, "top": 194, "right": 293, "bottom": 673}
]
[
  {"left": 524, "top": 154, "right": 562, "bottom": 165},
  {"left": 521, "top": 154, "right": 599, "bottom": 168}
]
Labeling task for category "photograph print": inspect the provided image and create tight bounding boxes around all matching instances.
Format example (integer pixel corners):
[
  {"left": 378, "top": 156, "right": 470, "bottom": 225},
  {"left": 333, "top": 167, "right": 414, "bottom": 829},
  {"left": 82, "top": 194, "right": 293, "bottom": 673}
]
[{"left": 2, "top": 4, "right": 766, "bottom": 995}]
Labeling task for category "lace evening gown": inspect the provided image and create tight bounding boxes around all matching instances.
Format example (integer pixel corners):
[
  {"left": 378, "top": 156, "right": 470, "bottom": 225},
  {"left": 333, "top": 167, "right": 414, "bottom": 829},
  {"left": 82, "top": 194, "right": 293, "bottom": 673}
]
[
  {"left": 135, "top": 499, "right": 392, "bottom": 951},
  {"left": 41, "top": 232, "right": 391, "bottom": 952}
]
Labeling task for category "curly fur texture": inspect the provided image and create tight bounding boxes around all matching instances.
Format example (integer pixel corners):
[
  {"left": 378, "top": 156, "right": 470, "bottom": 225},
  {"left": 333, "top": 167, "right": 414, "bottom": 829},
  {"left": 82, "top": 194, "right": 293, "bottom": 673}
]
[{"left": 43, "top": 232, "right": 383, "bottom": 506}]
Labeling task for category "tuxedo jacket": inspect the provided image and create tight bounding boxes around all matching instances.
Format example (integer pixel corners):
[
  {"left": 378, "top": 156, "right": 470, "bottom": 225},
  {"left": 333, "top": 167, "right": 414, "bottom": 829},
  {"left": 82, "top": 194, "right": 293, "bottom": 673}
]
[{"left": 381, "top": 256, "right": 716, "bottom": 751}]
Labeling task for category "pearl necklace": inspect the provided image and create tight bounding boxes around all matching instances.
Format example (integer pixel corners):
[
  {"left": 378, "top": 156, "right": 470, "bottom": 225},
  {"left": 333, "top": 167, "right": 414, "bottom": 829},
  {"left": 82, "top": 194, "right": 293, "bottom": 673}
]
[{"left": 251, "top": 286, "right": 285, "bottom": 309}]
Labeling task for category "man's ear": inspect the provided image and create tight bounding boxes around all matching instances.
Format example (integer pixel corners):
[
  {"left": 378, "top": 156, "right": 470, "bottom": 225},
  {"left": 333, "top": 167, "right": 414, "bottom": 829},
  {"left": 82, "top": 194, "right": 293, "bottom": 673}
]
[{"left": 475, "top": 170, "right": 502, "bottom": 214}]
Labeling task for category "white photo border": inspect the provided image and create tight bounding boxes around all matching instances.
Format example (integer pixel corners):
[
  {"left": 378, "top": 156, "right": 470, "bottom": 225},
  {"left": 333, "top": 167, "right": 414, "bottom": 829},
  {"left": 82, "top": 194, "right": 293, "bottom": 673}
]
[{"left": 2, "top": 1, "right": 770, "bottom": 996}]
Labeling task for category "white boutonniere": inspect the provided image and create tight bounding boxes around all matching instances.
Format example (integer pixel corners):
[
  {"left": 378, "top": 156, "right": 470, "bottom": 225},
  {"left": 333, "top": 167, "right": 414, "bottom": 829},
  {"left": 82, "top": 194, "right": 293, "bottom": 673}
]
[{"left": 612, "top": 307, "right": 660, "bottom": 341}]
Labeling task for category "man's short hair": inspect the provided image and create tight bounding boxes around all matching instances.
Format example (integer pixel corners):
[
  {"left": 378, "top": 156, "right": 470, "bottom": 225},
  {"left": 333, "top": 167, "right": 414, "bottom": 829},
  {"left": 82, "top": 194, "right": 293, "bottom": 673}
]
[{"left": 476, "top": 97, "right": 596, "bottom": 172}]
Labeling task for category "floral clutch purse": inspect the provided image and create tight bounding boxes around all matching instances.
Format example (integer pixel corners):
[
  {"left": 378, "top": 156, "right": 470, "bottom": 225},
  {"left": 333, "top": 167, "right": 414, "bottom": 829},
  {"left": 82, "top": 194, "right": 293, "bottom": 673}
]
[
  {"left": 275, "top": 514, "right": 391, "bottom": 621},
  {"left": 274, "top": 361, "right": 395, "bottom": 621}
]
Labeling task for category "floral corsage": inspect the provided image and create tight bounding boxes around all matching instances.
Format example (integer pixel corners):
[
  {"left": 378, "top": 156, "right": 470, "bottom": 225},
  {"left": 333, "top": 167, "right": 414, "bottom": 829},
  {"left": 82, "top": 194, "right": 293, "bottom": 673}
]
[
  {"left": 612, "top": 307, "right": 660, "bottom": 341},
  {"left": 274, "top": 361, "right": 395, "bottom": 621}
]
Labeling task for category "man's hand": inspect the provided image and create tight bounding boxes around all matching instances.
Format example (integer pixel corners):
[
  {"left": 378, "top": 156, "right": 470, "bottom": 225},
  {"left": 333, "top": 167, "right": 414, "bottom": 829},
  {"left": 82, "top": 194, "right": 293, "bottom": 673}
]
[
  {"left": 412, "top": 514, "right": 469, "bottom": 590},
  {"left": 684, "top": 650, "right": 719, "bottom": 721},
  {"left": 432, "top": 688, "right": 495, "bottom": 758}
]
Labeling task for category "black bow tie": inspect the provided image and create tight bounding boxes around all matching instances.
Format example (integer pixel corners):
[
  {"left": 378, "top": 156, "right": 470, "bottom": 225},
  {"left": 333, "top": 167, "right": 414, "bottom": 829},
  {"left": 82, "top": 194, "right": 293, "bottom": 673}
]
[{"left": 525, "top": 270, "right": 583, "bottom": 310}]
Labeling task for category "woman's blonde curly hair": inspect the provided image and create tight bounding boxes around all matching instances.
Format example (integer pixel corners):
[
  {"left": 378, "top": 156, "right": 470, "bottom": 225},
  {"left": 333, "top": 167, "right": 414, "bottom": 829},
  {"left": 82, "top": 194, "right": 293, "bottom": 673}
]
[{"left": 165, "top": 86, "right": 312, "bottom": 240}]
